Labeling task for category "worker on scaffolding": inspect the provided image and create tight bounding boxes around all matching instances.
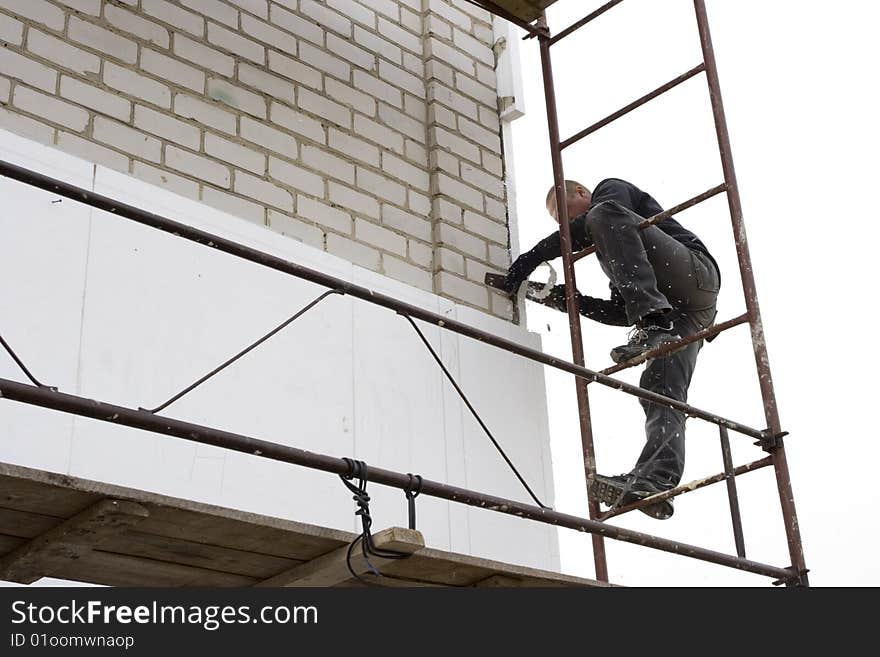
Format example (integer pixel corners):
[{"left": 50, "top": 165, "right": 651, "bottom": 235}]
[{"left": 501, "top": 179, "right": 721, "bottom": 519}]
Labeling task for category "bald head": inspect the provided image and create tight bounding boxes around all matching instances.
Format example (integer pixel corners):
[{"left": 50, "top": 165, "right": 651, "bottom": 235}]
[{"left": 545, "top": 180, "right": 592, "bottom": 223}]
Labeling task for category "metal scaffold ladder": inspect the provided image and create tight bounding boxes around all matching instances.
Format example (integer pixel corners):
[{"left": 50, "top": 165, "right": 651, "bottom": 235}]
[{"left": 469, "top": 0, "right": 808, "bottom": 585}]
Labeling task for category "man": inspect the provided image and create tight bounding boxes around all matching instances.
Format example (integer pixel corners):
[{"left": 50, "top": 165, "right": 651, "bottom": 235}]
[{"left": 502, "top": 178, "right": 720, "bottom": 519}]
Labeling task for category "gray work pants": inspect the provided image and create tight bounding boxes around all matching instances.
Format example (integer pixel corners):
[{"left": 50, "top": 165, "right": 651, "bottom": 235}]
[{"left": 585, "top": 200, "right": 721, "bottom": 487}]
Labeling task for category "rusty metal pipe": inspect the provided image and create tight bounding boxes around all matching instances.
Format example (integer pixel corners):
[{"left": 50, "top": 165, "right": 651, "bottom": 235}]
[
  {"left": 693, "top": 0, "right": 808, "bottom": 585},
  {"left": 538, "top": 15, "right": 608, "bottom": 581},
  {"left": 561, "top": 64, "right": 706, "bottom": 150},
  {"left": 599, "top": 313, "right": 748, "bottom": 376},
  {"left": 573, "top": 183, "right": 726, "bottom": 263},
  {"left": 0, "top": 158, "right": 770, "bottom": 442},
  {"left": 720, "top": 426, "right": 747, "bottom": 557},
  {"left": 600, "top": 456, "right": 772, "bottom": 520},
  {"left": 549, "top": 0, "right": 628, "bottom": 45},
  {"left": 0, "top": 377, "right": 796, "bottom": 583}
]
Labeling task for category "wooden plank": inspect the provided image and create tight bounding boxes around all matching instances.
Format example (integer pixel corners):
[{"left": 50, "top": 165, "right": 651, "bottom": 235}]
[
  {"left": 137, "top": 506, "right": 348, "bottom": 561},
  {"left": 52, "top": 550, "right": 257, "bottom": 587},
  {"left": 0, "top": 462, "right": 353, "bottom": 560},
  {"left": 0, "top": 534, "right": 26, "bottom": 555},
  {"left": 381, "top": 547, "right": 611, "bottom": 587},
  {"left": 0, "top": 506, "right": 59, "bottom": 538},
  {"left": 256, "top": 527, "right": 425, "bottom": 587},
  {"left": 0, "top": 461, "right": 606, "bottom": 588},
  {"left": 0, "top": 472, "right": 99, "bottom": 517},
  {"left": 475, "top": 574, "right": 569, "bottom": 588},
  {"left": 96, "top": 530, "right": 301, "bottom": 579},
  {"left": 0, "top": 499, "right": 149, "bottom": 584},
  {"left": 486, "top": 0, "right": 558, "bottom": 23}
]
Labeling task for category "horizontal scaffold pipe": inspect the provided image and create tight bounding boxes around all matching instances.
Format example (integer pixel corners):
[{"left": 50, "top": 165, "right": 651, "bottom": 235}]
[
  {"left": 0, "top": 378, "right": 794, "bottom": 582},
  {"left": 0, "top": 159, "right": 766, "bottom": 441}
]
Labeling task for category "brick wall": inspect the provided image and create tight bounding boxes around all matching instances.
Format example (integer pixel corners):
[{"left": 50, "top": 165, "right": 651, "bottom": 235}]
[{"left": 0, "top": 0, "right": 514, "bottom": 319}]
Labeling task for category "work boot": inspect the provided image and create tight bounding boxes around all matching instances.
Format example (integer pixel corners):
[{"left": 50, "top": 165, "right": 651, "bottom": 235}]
[
  {"left": 610, "top": 314, "right": 682, "bottom": 364},
  {"left": 589, "top": 473, "right": 674, "bottom": 520}
]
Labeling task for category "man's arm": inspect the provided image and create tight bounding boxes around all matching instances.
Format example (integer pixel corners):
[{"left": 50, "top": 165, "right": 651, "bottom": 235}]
[
  {"left": 500, "top": 230, "right": 561, "bottom": 294},
  {"left": 541, "top": 284, "right": 629, "bottom": 326},
  {"left": 501, "top": 179, "right": 643, "bottom": 295}
]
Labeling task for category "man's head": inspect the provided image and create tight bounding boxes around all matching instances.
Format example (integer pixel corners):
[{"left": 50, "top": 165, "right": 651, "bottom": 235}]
[{"left": 545, "top": 180, "right": 592, "bottom": 224}]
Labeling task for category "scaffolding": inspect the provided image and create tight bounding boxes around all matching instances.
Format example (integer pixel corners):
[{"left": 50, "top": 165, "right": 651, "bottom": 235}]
[
  {"left": 469, "top": 0, "right": 808, "bottom": 585},
  {"left": 0, "top": 0, "right": 807, "bottom": 587}
]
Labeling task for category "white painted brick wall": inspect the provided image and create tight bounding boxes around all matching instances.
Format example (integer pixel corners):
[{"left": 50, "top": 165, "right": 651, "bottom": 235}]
[
  {"left": 0, "top": 0, "right": 65, "bottom": 33},
  {"left": 325, "top": 78, "right": 375, "bottom": 117},
  {"left": 143, "top": 0, "right": 204, "bottom": 38},
  {"left": 173, "top": 34, "right": 234, "bottom": 76},
  {"left": 182, "top": 0, "right": 237, "bottom": 29},
  {"left": 0, "top": 45, "right": 58, "bottom": 93},
  {"left": 326, "top": 233, "right": 380, "bottom": 270},
  {"left": 269, "top": 157, "right": 323, "bottom": 198},
  {"left": 105, "top": 62, "right": 171, "bottom": 108},
  {"left": 205, "top": 132, "right": 265, "bottom": 173},
  {"left": 0, "top": 106, "right": 55, "bottom": 143},
  {"left": 383, "top": 255, "right": 432, "bottom": 291},
  {"left": 60, "top": 76, "right": 131, "bottom": 122},
  {"left": 207, "top": 22, "right": 265, "bottom": 65},
  {"left": 354, "top": 217, "right": 406, "bottom": 256},
  {"left": 57, "top": 130, "right": 129, "bottom": 171},
  {"left": 141, "top": 49, "right": 205, "bottom": 93},
  {"left": 227, "top": 0, "right": 267, "bottom": 21},
  {"left": 133, "top": 160, "right": 200, "bottom": 198},
  {"left": 239, "top": 63, "right": 294, "bottom": 101},
  {"left": 202, "top": 186, "right": 264, "bottom": 223},
  {"left": 329, "top": 128, "right": 379, "bottom": 168},
  {"left": 27, "top": 30, "right": 101, "bottom": 76},
  {"left": 135, "top": 104, "right": 200, "bottom": 149},
  {"left": 57, "top": 1, "right": 101, "bottom": 18},
  {"left": 93, "top": 117, "right": 161, "bottom": 162},
  {"left": 435, "top": 271, "right": 488, "bottom": 308},
  {"left": 297, "top": 87, "right": 350, "bottom": 130},
  {"left": 207, "top": 77, "right": 266, "bottom": 118},
  {"left": 241, "top": 117, "right": 297, "bottom": 159},
  {"left": 328, "top": 181, "right": 379, "bottom": 220},
  {"left": 166, "top": 144, "right": 230, "bottom": 187},
  {"left": 0, "top": 0, "right": 513, "bottom": 318},
  {"left": 174, "top": 93, "right": 236, "bottom": 133},
  {"left": 104, "top": 5, "right": 170, "bottom": 48},
  {"left": 408, "top": 239, "right": 432, "bottom": 267},
  {"left": 267, "top": 209, "right": 324, "bottom": 248},
  {"left": 267, "top": 50, "right": 322, "bottom": 90},
  {"left": 234, "top": 170, "right": 292, "bottom": 211},
  {"left": 302, "top": 144, "right": 355, "bottom": 184},
  {"left": 68, "top": 17, "right": 138, "bottom": 64},
  {"left": 382, "top": 204, "right": 431, "bottom": 242},
  {"left": 0, "top": 13, "right": 23, "bottom": 45},
  {"left": 13, "top": 86, "right": 89, "bottom": 131},
  {"left": 241, "top": 14, "right": 297, "bottom": 56},
  {"left": 296, "top": 194, "right": 351, "bottom": 233}
]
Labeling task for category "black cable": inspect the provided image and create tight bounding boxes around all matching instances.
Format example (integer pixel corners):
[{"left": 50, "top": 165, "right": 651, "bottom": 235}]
[
  {"left": 339, "top": 458, "right": 412, "bottom": 586},
  {"left": 404, "top": 473, "right": 422, "bottom": 530},
  {"left": 0, "top": 332, "right": 54, "bottom": 390},
  {"left": 401, "top": 315, "right": 550, "bottom": 510},
  {"left": 141, "top": 289, "right": 342, "bottom": 413}
]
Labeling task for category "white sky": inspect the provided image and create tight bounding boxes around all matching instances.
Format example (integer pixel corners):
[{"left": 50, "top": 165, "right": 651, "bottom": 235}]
[{"left": 508, "top": 0, "right": 879, "bottom": 586}]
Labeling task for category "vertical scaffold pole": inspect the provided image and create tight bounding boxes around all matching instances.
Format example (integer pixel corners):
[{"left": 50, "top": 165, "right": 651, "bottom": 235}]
[
  {"left": 693, "top": 0, "right": 808, "bottom": 585},
  {"left": 537, "top": 14, "right": 608, "bottom": 582}
]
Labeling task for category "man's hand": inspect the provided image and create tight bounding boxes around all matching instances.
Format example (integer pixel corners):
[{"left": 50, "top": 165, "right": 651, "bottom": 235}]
[
  {"left": 501, "top": 254, "right": 532, "bottom": 295},
  {"left": 541, "top": 284, "right": 569, "bottom": 312}
]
